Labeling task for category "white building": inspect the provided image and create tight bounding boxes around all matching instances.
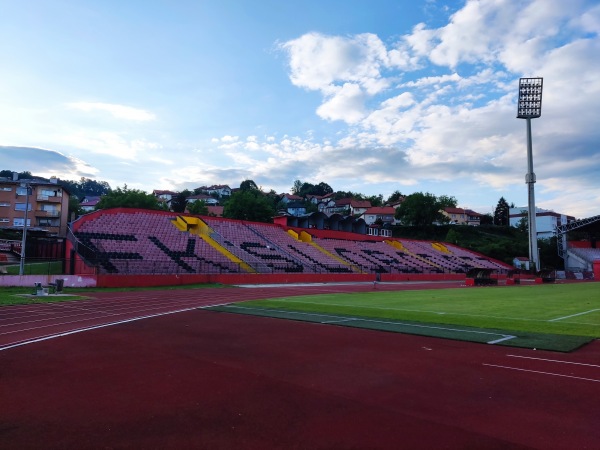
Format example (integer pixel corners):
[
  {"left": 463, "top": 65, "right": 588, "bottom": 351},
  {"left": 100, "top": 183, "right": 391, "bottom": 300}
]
[{"left": 509, "top": 207, "right": 575, "bottom": 239}]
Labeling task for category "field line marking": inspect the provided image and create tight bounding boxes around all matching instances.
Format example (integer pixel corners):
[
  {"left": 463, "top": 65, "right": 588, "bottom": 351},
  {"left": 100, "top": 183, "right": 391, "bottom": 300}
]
[
  {"left": 276, "top": 299, "right": 548, "bottom": 323},
  {"left": 507, "top": 354, "right": 600, "bottom": 368},
  {"left": 548, "top": 309, "right": 600, "bottom": 322},
  {"left": 483, "top": 363, "right": 600, "bottom": 383},
  {"left": 224, "top": 305, "right": 514, "bottom": 344}
]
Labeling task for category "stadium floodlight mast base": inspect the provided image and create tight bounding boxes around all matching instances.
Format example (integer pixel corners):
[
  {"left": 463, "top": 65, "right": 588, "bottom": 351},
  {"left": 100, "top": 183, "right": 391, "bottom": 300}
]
[{"left": 517, "top": 77, "right": 543, "bottom": 272}]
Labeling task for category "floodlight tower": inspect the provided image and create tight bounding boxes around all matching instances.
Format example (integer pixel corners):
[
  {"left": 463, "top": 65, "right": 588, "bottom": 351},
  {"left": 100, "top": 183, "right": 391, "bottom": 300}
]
[{"left": 517, "top": 77, "right": 543, "bottom": 272}]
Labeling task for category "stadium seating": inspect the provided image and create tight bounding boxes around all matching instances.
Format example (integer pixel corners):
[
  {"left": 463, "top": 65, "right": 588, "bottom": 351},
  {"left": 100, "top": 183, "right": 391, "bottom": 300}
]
[{"left": 71, "top": 210, "right": 512, "bottom": 275}]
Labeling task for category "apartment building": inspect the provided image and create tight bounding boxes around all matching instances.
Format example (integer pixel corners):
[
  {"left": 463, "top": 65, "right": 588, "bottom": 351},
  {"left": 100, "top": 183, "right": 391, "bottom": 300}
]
[
  {"left": 0, "top": 175, "right": 71, "bottom": 237},
  {"left": 509, "top": 207, "right": 575, "bottom": 239}
]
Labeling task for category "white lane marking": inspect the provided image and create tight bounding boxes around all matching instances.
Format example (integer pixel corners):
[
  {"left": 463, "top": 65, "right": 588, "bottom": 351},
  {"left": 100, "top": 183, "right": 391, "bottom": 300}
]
[
  {"left": 0, "top": 302, "right": 232, "bottom": 352},
  {"left": 1, "top": 296, "right": 234, "bottom": 330},
  {"left": 487, "top": 335, "right": 517, "bottom": 344},
  {"left": 224, "top": 305, "right": 515, "bottom": 344},
  {"left": 507, "top": 354, "right": 600, "bottom": 368},
  {"left": 483, "top": 364, "right": 600, "bottom": 383},
  {"left": 548, "top": 309, "right": 600, "bottom": 322},
  {"left": 322, "top": 318, "right": 357, "bottom": 324}
]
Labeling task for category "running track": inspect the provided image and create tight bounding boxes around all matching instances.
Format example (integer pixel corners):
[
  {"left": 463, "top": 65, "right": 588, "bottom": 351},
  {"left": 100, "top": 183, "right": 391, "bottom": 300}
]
[
  {"left": 1, "top": 282, "right": 599, "bottom": 449},
  {"left": 0, "top": 281, "right": 462, "bottom": 350}
]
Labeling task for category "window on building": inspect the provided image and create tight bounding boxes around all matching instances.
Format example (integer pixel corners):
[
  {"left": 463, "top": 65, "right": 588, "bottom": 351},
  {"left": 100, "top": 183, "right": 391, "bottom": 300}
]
[
  {"left": 0, "top": 187, "right": 12, "bottom": 192},
  {"left": 14, "top": 203, "right": 32, "bottom": 211},
  {"left": 0, "top": 218, "right": 9, "bottom": 223},
  {"left": 16, "top": 187, "right": 34, "bottom": 196},
  {"left": 0, "top": 202, "right": 10, "bottom": 207},
  {"left": 13, "top": 218, "right": 31, "bottom": 227},
  {"left": 37, "top": 218, "right": 59, "bottom": 227}
]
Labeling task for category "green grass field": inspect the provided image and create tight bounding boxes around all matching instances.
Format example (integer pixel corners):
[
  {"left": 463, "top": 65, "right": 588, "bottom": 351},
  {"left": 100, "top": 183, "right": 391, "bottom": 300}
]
[
  {"left": 213, "top": 283, "right": 600, "bottom": 352},
  {"left": 3, "top": 261, "right": 63, "bottom": 275}
]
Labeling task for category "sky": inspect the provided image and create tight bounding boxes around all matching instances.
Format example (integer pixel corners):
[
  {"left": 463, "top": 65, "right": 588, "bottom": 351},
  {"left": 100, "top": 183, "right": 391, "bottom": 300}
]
[{"left": 1, "top": 0, "right": 599, "bottom": 219}]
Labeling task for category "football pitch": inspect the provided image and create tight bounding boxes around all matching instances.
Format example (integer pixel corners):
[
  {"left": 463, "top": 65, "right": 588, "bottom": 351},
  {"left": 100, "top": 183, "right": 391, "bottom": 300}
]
[{"left": 210, "top": 283, "right": 600, "bottom": 352}]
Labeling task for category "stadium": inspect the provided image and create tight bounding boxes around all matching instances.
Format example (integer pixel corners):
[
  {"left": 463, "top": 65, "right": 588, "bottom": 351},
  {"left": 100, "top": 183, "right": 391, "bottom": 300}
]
[
  {"left": 1, "top": 207, "right": 599, "bottom": 448},
  {"left": 65, "top": 207, "right": 512, "bottom": 287}
]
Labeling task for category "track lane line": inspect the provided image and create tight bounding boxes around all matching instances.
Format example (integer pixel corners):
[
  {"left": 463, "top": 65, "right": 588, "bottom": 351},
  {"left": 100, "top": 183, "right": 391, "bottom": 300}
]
[
  {"left": 507, "top": 354, "right": 600, "bottom": 368},
  {"left": 0, "top": 303, "right": 233, "bottom": 352},
  {"left": 483, "top": 363, "right": 600, "bottom": 383}
]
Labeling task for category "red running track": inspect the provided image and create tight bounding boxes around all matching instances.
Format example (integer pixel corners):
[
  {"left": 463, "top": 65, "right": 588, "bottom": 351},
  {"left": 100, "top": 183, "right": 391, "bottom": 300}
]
[
  {"left": 0, "top": 281, "right": 462, "bottom": 350},
  {"left": 1, "top": 282, "right": 599, "bottom": 449}
]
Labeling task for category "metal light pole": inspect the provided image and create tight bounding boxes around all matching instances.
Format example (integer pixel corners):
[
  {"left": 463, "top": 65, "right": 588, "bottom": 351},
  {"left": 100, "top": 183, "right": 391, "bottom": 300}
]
[
  {"left": 517, "top": 77, "right": 543, "bottom": 272},
  {"left": 19, "top": 183, "right": 32, "bottom": 276}
]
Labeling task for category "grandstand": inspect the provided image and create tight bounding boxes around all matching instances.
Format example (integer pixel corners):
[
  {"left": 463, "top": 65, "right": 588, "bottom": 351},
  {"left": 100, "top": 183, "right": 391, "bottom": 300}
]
[
  {"left": 67, "top": 208, "right": 512, "bottom": 282},
  {"left": 556, "top": 214, "right": 600, "bottom": 279}
]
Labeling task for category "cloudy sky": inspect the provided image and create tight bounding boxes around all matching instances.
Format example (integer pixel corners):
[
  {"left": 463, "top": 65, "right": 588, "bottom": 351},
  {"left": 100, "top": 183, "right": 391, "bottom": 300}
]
[{"left": 1, "top": 0, "right": 599, "bottom": 218}]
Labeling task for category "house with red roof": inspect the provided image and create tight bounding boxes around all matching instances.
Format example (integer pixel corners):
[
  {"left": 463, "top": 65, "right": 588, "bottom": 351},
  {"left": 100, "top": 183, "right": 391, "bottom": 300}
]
[{"left": 442, "top": 207, "right": 482, "bottom": 225}]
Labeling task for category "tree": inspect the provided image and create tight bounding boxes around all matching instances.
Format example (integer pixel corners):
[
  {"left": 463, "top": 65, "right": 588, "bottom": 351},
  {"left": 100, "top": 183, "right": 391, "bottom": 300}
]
[
  {"left": 291, "top": 179, "right": 303, "bottom": 195},
  {"left": 494, "top": 197, "right": 510, "bottom": 226},
  {"left": 58, "top": 177, "right": 111, "bottom": 199},
  {"left": 68, "top": 195, "right": 83, "bottom": 219},
  {"left": 394, "top": 192, "right": 449, "bottom": 226},
  {"left": 223, "top": 190, "right": 275, "bottom": 222},
  {"left": 479, "top": 213, "right": 493, "bottom": 225},
  {"left": 362, "top": 194, "right": 381, "bottom": 207},
  {"left": 171, "top": 190, "right": 192, "bottom": 213},
  {"left": 239, "top": 179, "right": 259, "bottom": 191},
  {"left": 386, "top": 190, "right": 404, "bottom": 204},
  {"left": 314, "top": 182, "right": 333, "bottom": 196},
  {"left": 0, "top": 170, "right": 33, "bottom": 180},
  {"left": 445, "top": 228, "right": 460, "bottom": 245},
  {"left": 95, "top": 185, "right": 162, "bottom": 210},
  {"left": 292, "top": 180, "right": 333, "bottom": 197},
  {"left": 188, "top": 200, "right": 208, "bottom": 215},
  {"left": 438, "top": 195, "right": 458, "bottom": 209},
  {"left": 516, "top": 211, "right": 528, "bottom": 233}
]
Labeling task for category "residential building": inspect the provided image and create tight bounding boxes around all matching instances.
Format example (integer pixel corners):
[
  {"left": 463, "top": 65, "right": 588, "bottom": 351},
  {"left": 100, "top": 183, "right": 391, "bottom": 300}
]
[
  {"left": 509, "top": 207, "right": 575, "bottom": 239},
  {"left": 320, "top": 198, "right": 372, "bottom": 216},
  {"left": 186, "top": 194, "right": 219, "bottom": 206},
  {"left": 0, "top": 175, "right": 71, "bottom": 237},
  {"left": 283, "top": 201, "right": 306, "bottom": 217},
  {"left": 279, "top": 193, "right": 304, "bottom": 204},
  {"left": 360, "top": 206, "right": 396, "bottom": 226},
  {"left": 197, "top": 185, "right": 232, "bottom": 197},
  {"left": 80, "top": 196, "right": 101, "bottom": 212},
  {"left": 442, "top": 207, "right": 482, "bottom": 226}
]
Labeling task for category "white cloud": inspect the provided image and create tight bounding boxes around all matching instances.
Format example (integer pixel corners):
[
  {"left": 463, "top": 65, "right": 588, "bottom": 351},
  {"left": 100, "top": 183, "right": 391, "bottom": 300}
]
[
  {"left": 62, "top": 131, "right": 161, "bottom": 160},
  {"left": 68, "top": 102, "right": 156, "bottom": 121},
  {"left": 316, "top": 83, "right": 366, "bottom": 123}
]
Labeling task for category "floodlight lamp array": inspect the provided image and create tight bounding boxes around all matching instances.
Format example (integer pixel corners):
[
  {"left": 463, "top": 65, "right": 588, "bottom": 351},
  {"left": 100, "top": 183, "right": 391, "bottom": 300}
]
[{"left": 517, "top": 77, "right": 543, "bottom": 119}]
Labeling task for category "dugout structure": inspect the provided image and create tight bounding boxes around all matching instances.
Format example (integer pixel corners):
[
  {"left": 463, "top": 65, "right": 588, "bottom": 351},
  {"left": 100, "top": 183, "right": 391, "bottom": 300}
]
[{"left": 465, "top": 268, "right": 498, "bottom": 286}]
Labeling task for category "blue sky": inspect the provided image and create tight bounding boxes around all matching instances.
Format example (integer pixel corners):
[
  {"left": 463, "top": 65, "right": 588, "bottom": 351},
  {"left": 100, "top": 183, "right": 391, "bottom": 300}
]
[{"left": 1, "top": 0, "right": 599, "bottom": 218}]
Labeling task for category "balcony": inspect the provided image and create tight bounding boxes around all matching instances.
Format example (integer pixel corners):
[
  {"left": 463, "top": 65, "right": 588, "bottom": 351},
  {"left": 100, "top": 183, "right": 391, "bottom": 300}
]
[
  {"left": 37, "top": 195, "right": 63, "bottom": 203},
  {"left": 35, "top": 210, "right": 60, "bottom": 217}
]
